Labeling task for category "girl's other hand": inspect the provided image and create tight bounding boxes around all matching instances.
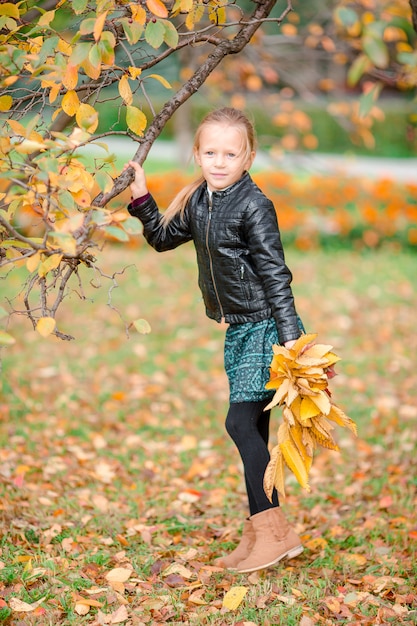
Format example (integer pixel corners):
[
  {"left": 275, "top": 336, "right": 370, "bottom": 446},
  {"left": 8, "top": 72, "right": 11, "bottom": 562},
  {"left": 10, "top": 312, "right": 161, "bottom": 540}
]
[
  {"left": 283, "top": 339, "right": 296, "bottom": 349},
  {"left": 124, "top": 160, "right": 148, "bottom": 199}
]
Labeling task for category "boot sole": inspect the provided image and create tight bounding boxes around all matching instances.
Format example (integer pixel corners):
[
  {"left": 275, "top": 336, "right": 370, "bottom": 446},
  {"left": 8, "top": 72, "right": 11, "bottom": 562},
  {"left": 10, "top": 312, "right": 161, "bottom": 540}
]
[{"left": 236, "top": 544, "right": 304, "bottom": 574}]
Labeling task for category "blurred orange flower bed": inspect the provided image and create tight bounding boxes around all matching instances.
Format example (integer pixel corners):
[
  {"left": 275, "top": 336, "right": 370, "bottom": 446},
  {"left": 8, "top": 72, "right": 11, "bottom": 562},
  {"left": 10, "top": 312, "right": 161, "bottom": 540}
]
[{"left": 140, "top": 170, "right": 417, "bottom": 250}]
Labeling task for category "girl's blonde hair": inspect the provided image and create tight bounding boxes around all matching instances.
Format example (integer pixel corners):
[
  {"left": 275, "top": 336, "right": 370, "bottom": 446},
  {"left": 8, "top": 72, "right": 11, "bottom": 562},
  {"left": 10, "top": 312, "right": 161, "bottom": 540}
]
[{"left": 161, "top": 107, "right": 256, "bottom": 225}]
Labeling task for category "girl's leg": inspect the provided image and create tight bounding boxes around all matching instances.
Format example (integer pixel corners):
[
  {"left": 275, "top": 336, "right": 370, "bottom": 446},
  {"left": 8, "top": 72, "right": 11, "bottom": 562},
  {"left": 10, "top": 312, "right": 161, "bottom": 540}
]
[
  {"left": 220, "top": 400, "right": 303, "bottom": 573},
  {"left": 225, "top": 400, "right": 278, "bottom": 516}
]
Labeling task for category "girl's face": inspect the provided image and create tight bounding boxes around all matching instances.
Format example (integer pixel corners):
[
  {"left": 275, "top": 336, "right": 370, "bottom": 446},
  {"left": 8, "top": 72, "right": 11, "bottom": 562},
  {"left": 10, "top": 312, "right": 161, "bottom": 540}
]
[{"left": 194, "top": 123, "right": 255, "bottom": 192}]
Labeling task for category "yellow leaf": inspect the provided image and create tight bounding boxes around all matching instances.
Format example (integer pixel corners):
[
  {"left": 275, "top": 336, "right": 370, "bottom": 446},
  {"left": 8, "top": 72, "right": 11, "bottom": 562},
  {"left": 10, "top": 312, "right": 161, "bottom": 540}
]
[
  {"left": 126, "top": 105, "right": 147, "bottom": 136},
  {"left": 280, "top": 438, "right": 310, "bottom": 491},
  {"left": 26, "top": 251, "right": 42, "bottom": 273},
  {"left": 289, "top": 422, "right": 312, "bottom": 465},
  {"left": 291, "top": 333, "right": 318, "bottom": 354},
  {"left": 118, "top": 75, "right": 133, "bottom": 105},
  {"left": 94, "top": 11, "right": 108, "bottom": 41},
  {"left": 300, "top": 396, "right": 321, "bottom": 420},
  {"left": 82, "top": 57, "right": 101, "bottom": 80},
  {"left": 71, "top": 189, "right": 91, "bottom": 208},
  {"left": 148, "top": 73, "right": 172, "bottom": 89},
  {"left": 38, "top": 254, "right": 63, "bottom": 278},
  {"left": 264, "top": 445, "right": 286, "bottom": 500},
  {"left": 303, "top": 343, "right": 334, "bottom": 359},
  {"left": 340, "top": 553, "right": 367, "bottom": 566},
  {"left": 146, "top": 0, "right": 168, "bottom": 18},
  {"left": 327, "top": 404, "right": 357, "bottom": 435},
  {"left": 62, "top": 90, "right": 80, "bottom": 116},
  {"left": 48, "top": 232, "right": 77, "bottom": 255},
  {"left": 76, "top": 103, "right": 98, "bottom": 133},
  {"left": 0, "top": 95, "right": 12, "bottom": 112},
  {"left": 222, "top": 586, "right": 248, "bottom": 610},
  {"left": 14, "top": 139, "right": 46, "bottom": 154},
  {"left": 63, "top": 64, "right": 79, "bottom": 90},
  {"left": 36, "top": 317, "right": 56, "bottom": 338},
  {"left": 0, "top": 3, "right": 20, "bottom": 19},
  {"left": 131, "top": 4, "right": 147, "bottom": 24},
  {"left": 310, "top": 390, "right": 331, "bottom": 414},
  {"left": 38, "top": 10, "right": 55, "bottom": 26},
  {"left": 128, "top": 66, "right": 142, "bottom": 79},
  {"left": 133, "top": 319, "right": 151, "bottom": 334},
  {"left": 7, "top": 119, "right": 27, "bottom": 136},
  {"left": 48, "top": 82, "right": 61, "bottom": 104},
  {"left": 304, "top": 537, "right": 328, "bottom": 551}
]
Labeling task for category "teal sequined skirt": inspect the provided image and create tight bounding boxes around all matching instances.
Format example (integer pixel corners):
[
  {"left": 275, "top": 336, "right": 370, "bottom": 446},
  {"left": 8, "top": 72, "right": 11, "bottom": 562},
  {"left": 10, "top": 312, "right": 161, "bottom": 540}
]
[{"left": 224, "top": 317, "right": 304, "bottom": 404}]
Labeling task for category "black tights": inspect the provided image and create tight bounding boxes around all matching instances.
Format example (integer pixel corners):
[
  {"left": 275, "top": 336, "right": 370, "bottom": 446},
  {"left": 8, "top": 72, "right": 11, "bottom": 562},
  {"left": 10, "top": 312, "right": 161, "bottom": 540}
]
[{"left": 225, "top": 400, "right": 279, "bottom": 516}]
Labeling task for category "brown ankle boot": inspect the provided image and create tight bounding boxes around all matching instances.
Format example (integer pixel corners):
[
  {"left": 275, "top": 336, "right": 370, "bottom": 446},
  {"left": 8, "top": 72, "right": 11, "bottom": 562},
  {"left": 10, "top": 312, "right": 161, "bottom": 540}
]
[
  {"left": 214, "top": 519, "right": 255, "bottom": 569},
  {"left": 236, "top": 507, "right": 303, "bottom": 574}
]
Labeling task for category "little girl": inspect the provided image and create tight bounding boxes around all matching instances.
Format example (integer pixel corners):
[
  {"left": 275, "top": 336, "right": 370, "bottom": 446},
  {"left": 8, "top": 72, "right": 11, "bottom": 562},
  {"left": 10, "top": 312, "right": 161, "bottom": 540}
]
[{"left": 125, "top": 107, "right": 304, "bottom": 574}]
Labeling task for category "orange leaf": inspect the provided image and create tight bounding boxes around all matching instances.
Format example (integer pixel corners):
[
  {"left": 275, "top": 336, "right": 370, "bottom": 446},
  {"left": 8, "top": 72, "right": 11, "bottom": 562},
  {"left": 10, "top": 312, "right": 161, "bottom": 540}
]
[
  {"left": 146, "top": 0, "right": 168, "bottom": 18},
  {"left": 94, "top": 11, "right": 108, "bottom": 41}
]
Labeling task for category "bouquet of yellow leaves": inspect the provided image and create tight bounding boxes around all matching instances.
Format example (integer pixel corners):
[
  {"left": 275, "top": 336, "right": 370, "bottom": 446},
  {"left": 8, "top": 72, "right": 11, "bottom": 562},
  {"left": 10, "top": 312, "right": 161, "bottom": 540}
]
[{"left": 263, "top": 333, "right": 357, "bottom": 500}]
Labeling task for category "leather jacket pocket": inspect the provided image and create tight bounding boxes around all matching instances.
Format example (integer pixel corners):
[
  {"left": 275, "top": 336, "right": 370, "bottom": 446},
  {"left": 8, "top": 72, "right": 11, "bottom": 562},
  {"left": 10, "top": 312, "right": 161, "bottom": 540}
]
[{"left": 240, "top": 264, "right": 253, "bottom": 301}]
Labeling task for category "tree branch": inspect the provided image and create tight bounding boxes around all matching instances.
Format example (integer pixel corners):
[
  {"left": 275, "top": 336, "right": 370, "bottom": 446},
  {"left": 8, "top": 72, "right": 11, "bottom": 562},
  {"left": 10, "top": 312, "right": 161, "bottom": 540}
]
[{"left": 93, "top": 0, "right": 286, "bottom": 207}]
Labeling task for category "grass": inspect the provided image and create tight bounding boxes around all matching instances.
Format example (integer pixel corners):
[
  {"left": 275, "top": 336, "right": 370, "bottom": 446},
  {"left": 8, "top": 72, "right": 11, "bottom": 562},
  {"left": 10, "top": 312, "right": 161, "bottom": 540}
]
[{"left": 0, "top": 243, "right": 416, "bottom": 624}]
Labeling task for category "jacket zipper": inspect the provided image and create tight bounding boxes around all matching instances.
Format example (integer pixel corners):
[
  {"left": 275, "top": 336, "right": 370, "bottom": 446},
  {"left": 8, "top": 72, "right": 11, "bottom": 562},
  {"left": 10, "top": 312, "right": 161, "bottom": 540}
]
[{"left": 206, "top": 196, "right": 225, "bottom": 322}]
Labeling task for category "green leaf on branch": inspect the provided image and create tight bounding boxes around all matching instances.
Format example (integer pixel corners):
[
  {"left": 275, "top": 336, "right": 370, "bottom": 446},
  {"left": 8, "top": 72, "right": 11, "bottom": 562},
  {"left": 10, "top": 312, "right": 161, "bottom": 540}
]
[
  {"left": 133, "top": 319, "right": 151, "bottom": 334},
  {"left": 162, "top": 20, "right": 179, "bottom": 48},
  {"left": 121, "top": 217, "right": 143, "bottom": 235},
  {"left": 121, "top": 19, "right": 144, "bottom": 45},
  {"left": 0, "top": 330, "right": 15, "bottom": 346},
  {"left": 359, "top": 83, "right": 382, "bottom": 118},
  {"left": 334, "top": 6, "right": 358, "bottom": 28},
  {"left": 363, "top": 34, "right": 389, "bottom": 68},
  {"left": 145, "top": 20, "right": 165, "bottom": 49},
  {"left": 102, "top": 226, "right": 129, "bottom": 242},
  {"left": 347, "top": 54, "right": 372, "bottom": 86},
  {"left": 72, "top": 0, "right": 88, "bottom": 14}
]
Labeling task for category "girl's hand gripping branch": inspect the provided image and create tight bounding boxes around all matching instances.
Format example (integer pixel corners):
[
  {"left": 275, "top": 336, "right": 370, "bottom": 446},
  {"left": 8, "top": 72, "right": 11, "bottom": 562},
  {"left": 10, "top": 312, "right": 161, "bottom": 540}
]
[{"left": 124, "top": 161, "right": 149, "bottom": 200}]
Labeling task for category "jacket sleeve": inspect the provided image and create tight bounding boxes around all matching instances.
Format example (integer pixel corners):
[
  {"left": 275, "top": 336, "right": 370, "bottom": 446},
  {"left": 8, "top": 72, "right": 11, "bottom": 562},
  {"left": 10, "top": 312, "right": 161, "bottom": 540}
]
[
  {"left": 244, "top": 198, "right": 302, "bottom": 344},
  {"left": 128, "top": 195, "right": 192, "bottom": 252}
]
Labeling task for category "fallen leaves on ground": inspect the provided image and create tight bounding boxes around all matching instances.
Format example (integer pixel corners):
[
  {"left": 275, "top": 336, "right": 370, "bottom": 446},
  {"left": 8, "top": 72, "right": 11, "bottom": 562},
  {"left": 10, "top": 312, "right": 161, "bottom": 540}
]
[{"left": 0, "top": 245, "right": 416, "bottom": 624}]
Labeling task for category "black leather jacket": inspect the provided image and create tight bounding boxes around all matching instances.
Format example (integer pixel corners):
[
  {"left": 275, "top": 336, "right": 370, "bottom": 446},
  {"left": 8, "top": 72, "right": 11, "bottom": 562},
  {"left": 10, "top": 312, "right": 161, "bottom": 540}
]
[{"left": 128, "top": 172, "right": 301, "bottom": 345}]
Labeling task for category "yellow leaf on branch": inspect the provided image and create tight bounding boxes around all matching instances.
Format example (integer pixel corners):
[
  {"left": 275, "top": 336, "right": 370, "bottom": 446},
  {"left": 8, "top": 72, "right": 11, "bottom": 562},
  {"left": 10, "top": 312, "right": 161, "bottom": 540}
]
[
  {"left": 126, "top": 105, "right": 147, "bottom": 136},
  {"left": 119, "top": 75, "right": 133, "bottom": 105},
  {"left": 62, "top": 90, "right": 80, "bottom": 116},
  {"left": 76, "top": 103, "right": 98, "bottom": 133},
  {"left": 36, "top": 317, "right": 56, "bottom": 337}
]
